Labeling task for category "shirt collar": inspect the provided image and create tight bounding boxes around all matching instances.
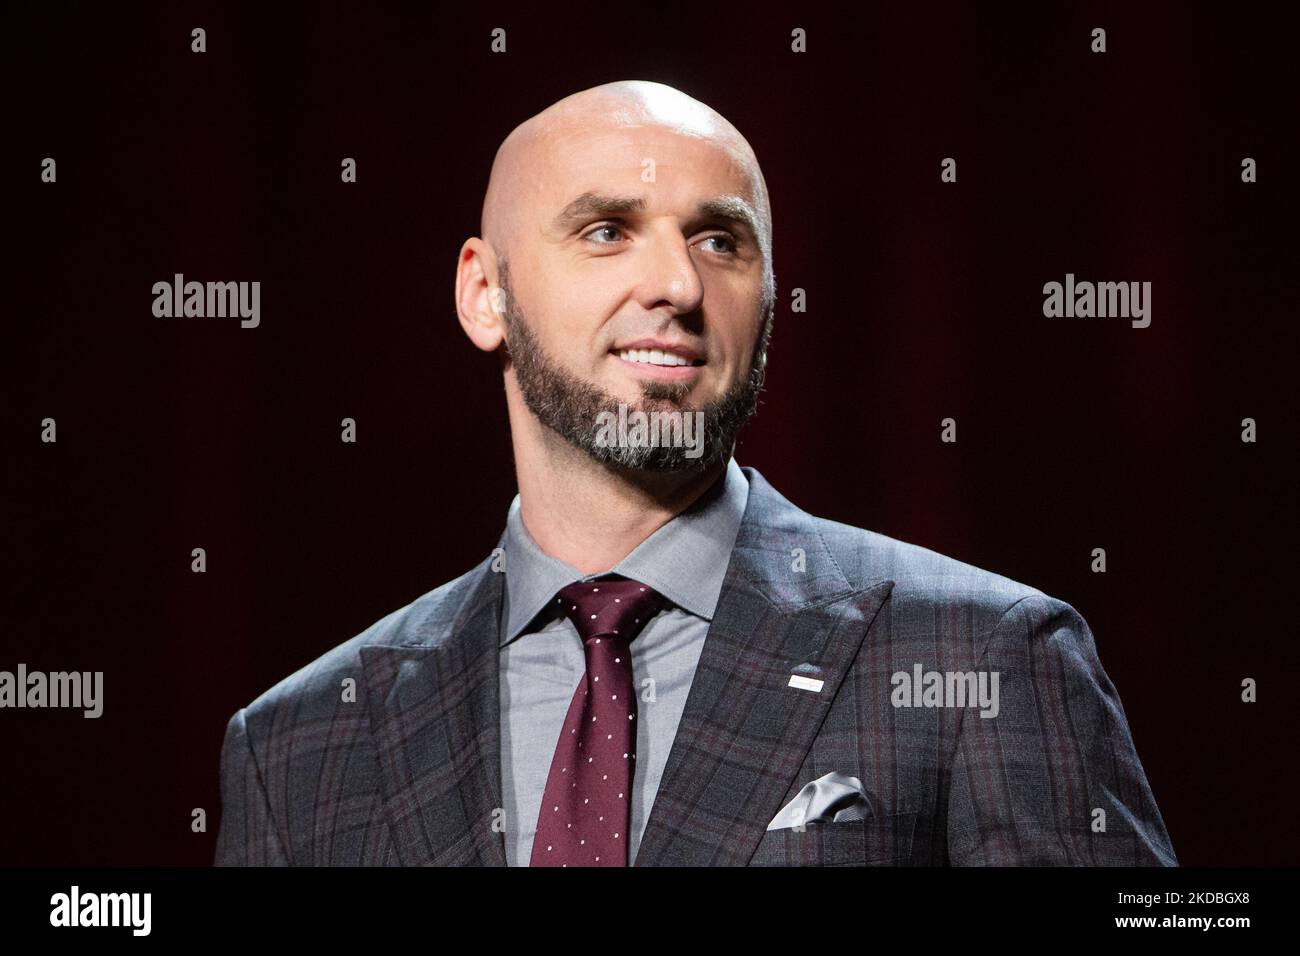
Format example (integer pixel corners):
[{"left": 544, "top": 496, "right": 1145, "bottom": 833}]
[{"left": 499, "top": 456, "right": 749, "bottom": 648}]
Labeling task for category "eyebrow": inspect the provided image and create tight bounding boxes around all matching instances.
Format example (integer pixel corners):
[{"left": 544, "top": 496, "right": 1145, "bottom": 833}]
[
  {"left": 551, "top": 193, "right": 646, "bottom": 231},
  {"left": 550, "top": 191, "right": 763, "bottom": 244},
  {"left": 694, "top": 195, "right": 762, "bottom": 242}
]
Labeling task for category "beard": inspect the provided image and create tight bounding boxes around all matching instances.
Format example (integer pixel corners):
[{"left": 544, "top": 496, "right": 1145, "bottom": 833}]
[{"left": 496, "top": 259, "right": 772, "bottom": 474}]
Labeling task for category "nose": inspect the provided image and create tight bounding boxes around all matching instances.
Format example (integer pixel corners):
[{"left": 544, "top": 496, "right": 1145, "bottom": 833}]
[{"left": 633, "top": 223, "right": 705, "bottom": 317}]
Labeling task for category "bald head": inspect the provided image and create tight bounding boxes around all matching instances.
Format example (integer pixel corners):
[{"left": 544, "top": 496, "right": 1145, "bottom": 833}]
[{"left": 480, "top": 80, "right": 771, "bottom": 269}]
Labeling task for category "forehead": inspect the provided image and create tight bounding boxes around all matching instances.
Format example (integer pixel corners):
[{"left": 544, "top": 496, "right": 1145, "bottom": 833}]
[{"left": 531, "top": 122, "right": 759, "bottom": 215}]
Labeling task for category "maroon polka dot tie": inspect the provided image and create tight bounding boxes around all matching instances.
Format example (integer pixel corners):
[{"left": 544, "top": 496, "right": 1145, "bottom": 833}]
[{"left": 529, "top": 575, "right": 666, "bottom": 867}]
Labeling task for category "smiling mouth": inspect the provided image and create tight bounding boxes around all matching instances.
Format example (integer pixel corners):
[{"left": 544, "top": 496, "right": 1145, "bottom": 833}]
[{"left": 613, "top": 348, "right": 705, "bottom": 367}]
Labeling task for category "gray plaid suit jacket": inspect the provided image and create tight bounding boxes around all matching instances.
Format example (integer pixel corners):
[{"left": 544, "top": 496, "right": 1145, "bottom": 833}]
[{"left": 215, "top": 466, "right": 1177, "bottom": 866}]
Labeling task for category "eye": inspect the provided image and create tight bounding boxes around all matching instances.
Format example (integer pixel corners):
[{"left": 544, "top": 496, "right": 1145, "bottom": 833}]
[
  {"left": 699, "top": 234, "right": 737, "bottom": 255},
  {"left": 582, "top": 223, "right": 626, "bottom": 244}
]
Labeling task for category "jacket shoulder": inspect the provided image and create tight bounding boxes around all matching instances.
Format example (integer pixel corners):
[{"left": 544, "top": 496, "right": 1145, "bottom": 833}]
[
  {"left": 236, "top": 555, "right": 493, "bottom": 727},
  {"left": 743, "top": 468, "right": 1051, "bottom": 617},
  {"left": 812, "top": 510, "right": 1079, "bottom": 655},
  {"left": 820, "top": 514, "right": 1045, "bottom": 607}
]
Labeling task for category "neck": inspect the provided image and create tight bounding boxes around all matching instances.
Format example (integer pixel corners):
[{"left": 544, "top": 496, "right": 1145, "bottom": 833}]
[{"left": 509, "top": 405, "right": 728, "bottom": 575}]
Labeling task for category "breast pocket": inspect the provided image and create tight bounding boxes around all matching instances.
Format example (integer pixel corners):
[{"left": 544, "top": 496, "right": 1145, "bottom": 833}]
[{"left": 749, "top": 812, "right": 918, "bottom": 867}]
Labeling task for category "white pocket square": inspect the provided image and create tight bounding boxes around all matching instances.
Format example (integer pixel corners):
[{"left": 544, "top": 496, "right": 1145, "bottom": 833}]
[{"left": 766, "top": 771, "right": 873, "bottom": 830}]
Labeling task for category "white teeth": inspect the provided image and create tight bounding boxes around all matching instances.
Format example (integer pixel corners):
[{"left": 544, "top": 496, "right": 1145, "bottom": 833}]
[{"left": 617, "top": 348, "right": 693, "bottom": 367}]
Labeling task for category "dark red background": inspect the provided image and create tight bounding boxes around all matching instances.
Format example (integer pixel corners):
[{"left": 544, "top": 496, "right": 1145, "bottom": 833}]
[{"left": 5, "top": 2, "right": 1295, "bottom": 864}]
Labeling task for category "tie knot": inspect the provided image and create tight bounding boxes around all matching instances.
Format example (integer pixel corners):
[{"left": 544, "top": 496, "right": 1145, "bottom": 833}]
[{"left": 554, "top": 575, "right": 665, "bottom": 645}]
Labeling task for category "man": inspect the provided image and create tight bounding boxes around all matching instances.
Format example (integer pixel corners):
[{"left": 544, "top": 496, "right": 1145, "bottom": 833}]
[{"left": 215, "top": 80, "right": 1176, "bottom": 866}]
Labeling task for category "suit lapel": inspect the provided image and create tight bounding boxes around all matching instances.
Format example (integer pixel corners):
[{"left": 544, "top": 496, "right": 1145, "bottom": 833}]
[
  {"left": 633, "top": 469, "right": 894, "bottom": 865},
  {"left": 359, "top": 468, "right": 893, "bottom": 868},
  {"left": 360, "top": 559, "right": 508, "bottom": 866}
]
